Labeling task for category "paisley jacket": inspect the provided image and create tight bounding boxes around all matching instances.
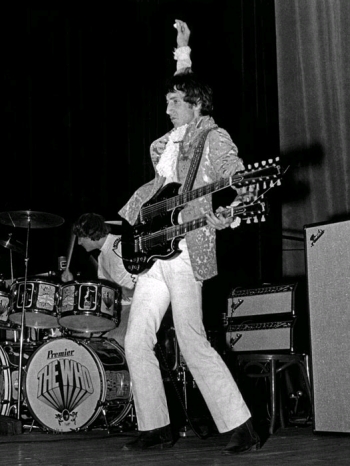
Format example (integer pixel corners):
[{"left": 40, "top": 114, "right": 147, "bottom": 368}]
[{"left": 118, "top": 115, "right": 244, "bottom": 281}]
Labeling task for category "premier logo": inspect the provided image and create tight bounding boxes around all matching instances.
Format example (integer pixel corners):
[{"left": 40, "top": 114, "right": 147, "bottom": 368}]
[{"left": 47, "top": 349, "right": 75, "bottom": 359}]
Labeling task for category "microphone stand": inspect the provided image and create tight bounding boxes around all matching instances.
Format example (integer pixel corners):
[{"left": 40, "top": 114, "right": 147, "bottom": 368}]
[{"left": 16, "top": 215, "right": 31, "bottom": 420}]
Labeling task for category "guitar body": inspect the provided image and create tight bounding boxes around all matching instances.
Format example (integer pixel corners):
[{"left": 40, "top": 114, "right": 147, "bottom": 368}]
[
  {"left": 139, "top": 182, "right": 182, "bottom": 223},
  {"left": 122, "top": 183, "right": 185, "bottom": 274}
]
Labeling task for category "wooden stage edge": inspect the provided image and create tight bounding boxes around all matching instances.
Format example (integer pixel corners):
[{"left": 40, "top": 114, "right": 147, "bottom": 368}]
[{"left": 1, "top": 424, "right": 350, "bottom": 466}]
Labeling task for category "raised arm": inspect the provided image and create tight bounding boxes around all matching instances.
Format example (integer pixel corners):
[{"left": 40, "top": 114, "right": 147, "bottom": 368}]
[{"left": 173, "top": 19, "right": 192, "bottom": 73}]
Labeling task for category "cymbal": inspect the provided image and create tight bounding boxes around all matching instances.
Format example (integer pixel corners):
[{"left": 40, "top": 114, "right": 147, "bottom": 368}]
[
  {"left": 0, "top": 236, "right": 25, "bottom": 254},
  {"left": 0, "top": 211, "right": 64, "bottom": 229}
]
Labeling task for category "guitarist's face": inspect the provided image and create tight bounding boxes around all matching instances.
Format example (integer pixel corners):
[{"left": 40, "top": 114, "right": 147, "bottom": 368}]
[{"left": 166, "top": 90, "right": 201, "bottom": 128}]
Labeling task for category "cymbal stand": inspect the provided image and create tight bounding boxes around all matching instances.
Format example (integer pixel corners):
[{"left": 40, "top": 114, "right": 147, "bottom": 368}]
[
  {"left": 8, "top": 235, "right": 14, "bottom": 284},
  {"left": 16, "top": 217, "right": 31, "bottom": 420},
  {"left": 10, "top": 249, "right": 14, "bottom": 283},
  {"left": 177, "top": 352, "right": 191, "bottom": 437}
]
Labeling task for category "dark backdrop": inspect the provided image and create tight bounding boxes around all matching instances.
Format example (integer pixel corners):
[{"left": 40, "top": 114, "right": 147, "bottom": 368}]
[{"left": 2, "top": 1, "right": 280, "bottom": 329}]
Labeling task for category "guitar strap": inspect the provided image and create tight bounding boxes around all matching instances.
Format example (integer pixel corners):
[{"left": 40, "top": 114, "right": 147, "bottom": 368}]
[{"left": 181, "top": 127, "right": 217, "bottom": 193}]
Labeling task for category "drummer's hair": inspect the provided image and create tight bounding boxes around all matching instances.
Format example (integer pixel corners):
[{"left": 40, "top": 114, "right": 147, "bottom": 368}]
[{"left": 73, "top": 213, "right": 111, "bottom": 240}]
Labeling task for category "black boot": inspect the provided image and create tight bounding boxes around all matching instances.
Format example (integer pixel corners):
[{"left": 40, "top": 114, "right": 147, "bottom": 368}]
[
  {"left": 222, "top": 418, "right": 260, "bottom": 455},
  {"left": 122, "top": 424, "right": 174, "bottom": 451}
]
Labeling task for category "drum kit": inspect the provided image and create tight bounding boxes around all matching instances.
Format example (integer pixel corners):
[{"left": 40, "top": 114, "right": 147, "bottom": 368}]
[{"left": 0, "top": 210, "right": 134, "bottom": 434}]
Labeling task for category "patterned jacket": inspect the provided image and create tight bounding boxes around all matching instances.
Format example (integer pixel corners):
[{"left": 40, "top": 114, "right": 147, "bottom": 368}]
[{"left": 118, "top": 115, "right": 244, "bottom": 281}]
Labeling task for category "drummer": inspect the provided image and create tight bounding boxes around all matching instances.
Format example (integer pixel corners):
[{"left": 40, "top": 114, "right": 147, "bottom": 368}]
[{"left": 61, "top": 213, "right": 136, "bottom": 347}]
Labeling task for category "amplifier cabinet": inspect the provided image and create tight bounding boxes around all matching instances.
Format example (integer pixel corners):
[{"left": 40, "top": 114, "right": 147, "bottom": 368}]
[
  {"left": 305, "top": 219, "right": 350, "bottom": 433},
  {"left": 226, "top": 318, "right": 296, "bottom": 352},
  {"left": 227, "top": 283, "right": 297, "bottom": 319}
]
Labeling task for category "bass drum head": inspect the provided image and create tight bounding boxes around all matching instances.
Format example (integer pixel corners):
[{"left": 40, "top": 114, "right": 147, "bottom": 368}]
[
  {"left": 0, "top": 345, "right": 11, "bottom": 416},
  {"left": 24, "top": 338, "right": 106, "bottom": 432}
]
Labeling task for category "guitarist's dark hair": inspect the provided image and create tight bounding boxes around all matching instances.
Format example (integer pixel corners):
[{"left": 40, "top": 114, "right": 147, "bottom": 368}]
[
  {"left": 165, "top": 70, "right": 214, "bottom": 116},
  {"left": 73, "top": 213, "right": 111, "bottom": 241}
]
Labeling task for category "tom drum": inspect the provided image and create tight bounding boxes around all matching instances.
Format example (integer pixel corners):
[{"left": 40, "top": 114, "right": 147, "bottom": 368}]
[
  {"left": 58, "top": 280, "right": 120, "bottom": 333},
  {"left": 9, "top": 278, "right": 60, "bottom": 329}
]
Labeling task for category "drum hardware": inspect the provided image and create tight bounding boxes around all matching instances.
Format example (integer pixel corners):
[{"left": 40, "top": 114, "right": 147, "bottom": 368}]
[
  {"left": 0, "top": 209, "right": 65, "bottom": 421},
  {"left": 31, "top": 271, "right": 57, "bottom": 277},
  {"left": 0, "top": 234, "right": 25, "bottom": 255},
  {"left": 156, "top": 330, "right": 208, "bottom": 440},
  {"left": 0, "top": 233, "right": 25, "bottom": 290},
  {"left": 98, "top": 398, "right": 137, "bottom": 434}
]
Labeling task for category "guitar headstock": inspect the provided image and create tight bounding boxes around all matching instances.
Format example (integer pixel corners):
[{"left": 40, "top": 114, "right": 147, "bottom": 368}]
[{"left": 233, "top": 157, "right": 283, "bottom": 192}]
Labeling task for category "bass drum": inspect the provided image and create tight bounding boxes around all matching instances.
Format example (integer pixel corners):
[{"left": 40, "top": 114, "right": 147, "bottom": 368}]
[
  {"left": 0, "top": 341, "right": 39, "bottom": 417},
  {"left": 0, "top": 345, "right": 11, "bottom": 415},
  {"left": 24, "top": 337, "right": 132, "bottom": 432}
]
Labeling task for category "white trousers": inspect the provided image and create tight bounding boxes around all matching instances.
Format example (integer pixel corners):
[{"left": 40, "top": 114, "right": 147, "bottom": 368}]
[{"left": 124, "top": 246, "right": 251, "bottom": 432}]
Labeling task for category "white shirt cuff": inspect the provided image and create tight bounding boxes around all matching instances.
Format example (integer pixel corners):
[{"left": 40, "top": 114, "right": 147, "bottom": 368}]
[{"left": 174, "top": 46, "right": 192, "bottom": 72}]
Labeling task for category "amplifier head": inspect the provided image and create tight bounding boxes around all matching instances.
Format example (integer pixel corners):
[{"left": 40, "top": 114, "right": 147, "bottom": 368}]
[{"left": 227, "top": 283, "right": 297, "bottom": 319}]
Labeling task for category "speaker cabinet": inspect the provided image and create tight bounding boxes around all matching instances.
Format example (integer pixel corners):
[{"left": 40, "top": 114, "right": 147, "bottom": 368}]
[{"left": 305, "top": 219, "right": 350, "bottom": 434}]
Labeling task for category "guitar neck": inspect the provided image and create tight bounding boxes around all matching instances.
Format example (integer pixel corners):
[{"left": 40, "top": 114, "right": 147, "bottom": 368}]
[
  {"left": 141, "top": 159, "right": 281, "bottom": 220},
  {"left": 140, "top": 203, "right": 265, "bottom": 250},
  {"left": 173, "top": 177, "right": 233, "bottom": 208}
]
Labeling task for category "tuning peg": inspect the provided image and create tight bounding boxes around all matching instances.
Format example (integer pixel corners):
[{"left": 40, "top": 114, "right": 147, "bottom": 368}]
[
  {"left": 261, "top": 160, "right": 266, "bottom": 166},
  {"left": 263, "top": 181, "right": 267, "bottom": 189},
  {"left": 246, "top": 217, "right": 251, "bottom": 224},
  {"left": 261, "top": 215, "right": 266, "bottom": 222},
  {"left": 268, "top": 158, "right": 273, "bottom": 164},
  {"left": 275, "top": 156, "right": 280, "bottom": 162},
  {"left": 247, "top": 164, "right": 252, "bottom": 170},
  {"left": 277, "top": 179, "right": 281, "bottom": 186},
  {"left": 254, "top": 162, "right": 259, "bottom": 168},
  {"left": 253, "top": 216, "right": 259, "bottom": 223}
]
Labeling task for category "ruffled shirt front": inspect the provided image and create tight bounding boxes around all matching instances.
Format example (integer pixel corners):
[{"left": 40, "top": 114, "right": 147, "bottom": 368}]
[{"left": 155, "top": 124, "right": 188, "bottom": 182}]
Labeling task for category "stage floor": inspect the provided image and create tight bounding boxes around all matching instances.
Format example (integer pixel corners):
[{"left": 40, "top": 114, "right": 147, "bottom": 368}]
[{"left": 1, "top": 424, "right": 349, "bottom": 466}]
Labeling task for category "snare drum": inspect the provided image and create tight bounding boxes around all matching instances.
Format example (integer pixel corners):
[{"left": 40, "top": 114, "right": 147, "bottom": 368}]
[
  {"left": 58, "top": 280, "right": 120, "bottom": 333},
  {"left": 24, "top": 337, "right": 132, "bottom": 432},
  {"left": 9, "top": 278, "right": 60, "bottom": 329}
]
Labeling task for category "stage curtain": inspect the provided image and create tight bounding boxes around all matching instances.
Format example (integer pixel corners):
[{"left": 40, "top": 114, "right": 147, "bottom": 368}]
[{"left": 275, "top": 0, "right": 350, "bottom": 277}]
